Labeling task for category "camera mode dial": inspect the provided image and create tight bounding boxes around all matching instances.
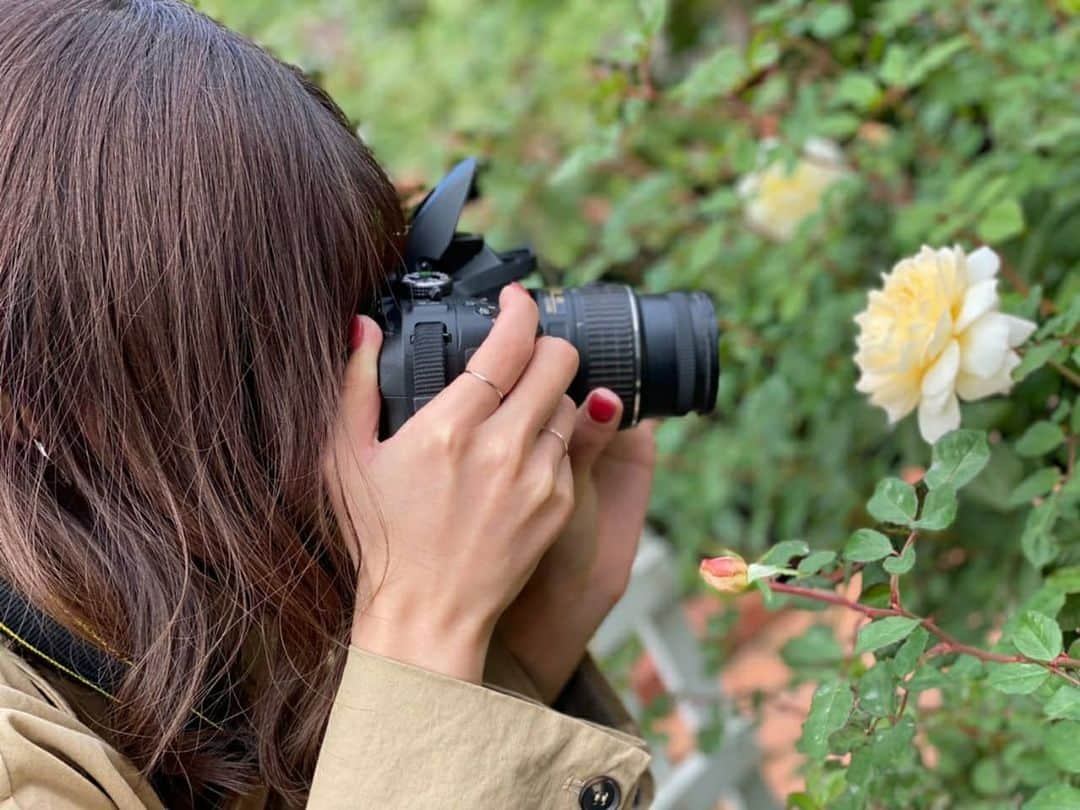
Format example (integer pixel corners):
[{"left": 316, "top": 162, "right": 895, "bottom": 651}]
[{"left": 402, "top": 269, "right": 453, "bottom": 300}]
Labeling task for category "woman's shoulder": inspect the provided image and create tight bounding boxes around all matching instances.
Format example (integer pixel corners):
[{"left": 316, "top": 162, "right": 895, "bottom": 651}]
[
  {"left": 0, "top": 640, "right": 168, "bottom": 809},
  {"left": 0, "top": 640, "right": 80, "bottom": 717}
]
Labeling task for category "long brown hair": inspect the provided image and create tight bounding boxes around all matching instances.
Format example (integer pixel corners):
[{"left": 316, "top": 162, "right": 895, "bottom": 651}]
[{"left": 0, "top": 0, "right": 403, "bottom": 805}]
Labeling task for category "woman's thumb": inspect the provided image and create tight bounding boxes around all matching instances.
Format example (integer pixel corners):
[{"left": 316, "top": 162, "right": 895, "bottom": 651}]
[{"left": 338, "top": 315, "right": 384, "bottom": 448}]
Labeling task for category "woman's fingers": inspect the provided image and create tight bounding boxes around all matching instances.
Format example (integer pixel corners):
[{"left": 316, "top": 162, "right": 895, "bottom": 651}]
[
  {"left": 425, "top": 283, "right": 539, "bottom": 429},
  {"left": 567, "top": 389, "right": 624, "bottom": 474},
  {"left": 337, "top": 315, "right": 385, "bottom": 453},
  {"left": 492, "top": 336, "right": 580, "bottom": 437},
  {"left": 533, "top": 394, "right": 578, "bottom": 470}
]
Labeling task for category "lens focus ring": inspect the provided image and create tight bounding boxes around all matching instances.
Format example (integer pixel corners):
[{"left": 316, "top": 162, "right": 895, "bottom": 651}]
[{"left": 574, "top": 285, "right": 639, "bottom": 426}]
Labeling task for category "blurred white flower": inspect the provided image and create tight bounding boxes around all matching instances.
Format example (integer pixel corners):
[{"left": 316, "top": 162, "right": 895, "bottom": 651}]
[
  {"left": 737, "top": 138, "right": 848, "bottom": 241},
  {"left": 854, "top": 245, "right": 1037, "bottom": 444}
]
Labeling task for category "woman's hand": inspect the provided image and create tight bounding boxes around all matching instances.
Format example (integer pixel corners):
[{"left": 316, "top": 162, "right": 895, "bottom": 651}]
[
  {"left": 497, "top": 392, "right": 658, "bottom": 703},
  {"left": 323, "top": 283, "right": 581, "bottom": 683}
]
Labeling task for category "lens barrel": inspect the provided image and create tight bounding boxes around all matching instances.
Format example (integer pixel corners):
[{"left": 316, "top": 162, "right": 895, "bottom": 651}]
[{"left": 533, "top": 284, "right": 719, "bottom": 427}]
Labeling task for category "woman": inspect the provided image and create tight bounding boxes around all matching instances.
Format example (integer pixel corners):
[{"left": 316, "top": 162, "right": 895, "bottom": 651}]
[{"left": 0, "top": 1, "right": 657, "bottom": 807}]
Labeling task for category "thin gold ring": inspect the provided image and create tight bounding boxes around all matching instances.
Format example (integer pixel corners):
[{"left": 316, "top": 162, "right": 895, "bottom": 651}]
[
  {"left": 462, "top": 368, "right": 505, "bottom": 402},
  {"left": 540, "top": 426, "right": 570, "bottom": 457}
]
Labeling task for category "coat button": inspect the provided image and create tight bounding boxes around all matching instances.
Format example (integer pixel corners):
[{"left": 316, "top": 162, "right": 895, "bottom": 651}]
[{"left": 579, "top": 776, "right": 621, "bottom": 809}]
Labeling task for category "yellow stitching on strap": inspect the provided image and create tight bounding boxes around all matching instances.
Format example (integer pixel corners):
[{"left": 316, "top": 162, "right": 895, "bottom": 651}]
[
  {"left": 0, "top": 620, "right": 224, "bottom": 731},
  {"left": 0, "top": 619, "right": 117, "bottom": 703}
]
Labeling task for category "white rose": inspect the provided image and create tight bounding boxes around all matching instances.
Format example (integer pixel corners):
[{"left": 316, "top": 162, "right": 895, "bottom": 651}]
[
  {"left": 737, "top": 137, "right": 848, "bottom": 241},
  {"left": 854, "top": 245, "right": 1037, "bottom": 444}
]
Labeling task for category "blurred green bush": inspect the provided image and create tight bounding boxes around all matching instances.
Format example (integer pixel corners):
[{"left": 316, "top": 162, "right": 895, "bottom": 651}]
[{"left": 200, "top": 1, "right": 1080, "bottom": 806}]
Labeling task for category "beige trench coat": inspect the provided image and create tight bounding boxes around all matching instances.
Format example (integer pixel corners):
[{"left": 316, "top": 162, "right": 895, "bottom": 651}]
[{"left": 0, "top": 634, "right": 653, "bottom": 809}]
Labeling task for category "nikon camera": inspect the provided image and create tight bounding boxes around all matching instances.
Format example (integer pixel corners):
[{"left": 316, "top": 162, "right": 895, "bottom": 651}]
[{"left": 373, "top": 159, "right": 719, "bottom": 437}]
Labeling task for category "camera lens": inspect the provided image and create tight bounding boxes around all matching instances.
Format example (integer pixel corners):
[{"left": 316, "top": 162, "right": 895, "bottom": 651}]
[{"left": 533, "top": 284, "right": 719, "bottom": 427}]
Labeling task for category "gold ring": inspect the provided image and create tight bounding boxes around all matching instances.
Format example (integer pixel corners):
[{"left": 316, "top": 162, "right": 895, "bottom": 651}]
[
  {"left": 462, "top": 368, "right": 506, "bottom": 402},
  {"left": 540, "top": 426, "right": 570, "bottom": 457}
]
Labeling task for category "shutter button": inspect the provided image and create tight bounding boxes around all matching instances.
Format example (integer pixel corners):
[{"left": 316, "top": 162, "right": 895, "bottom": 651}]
[{"left": 579, "top": 776, "right": 621, "bottom": 809}]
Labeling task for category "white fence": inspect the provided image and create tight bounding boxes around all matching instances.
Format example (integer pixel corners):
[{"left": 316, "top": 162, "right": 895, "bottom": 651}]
[{"left": 592, "top": 531, "right": 779, "bottom": 810}]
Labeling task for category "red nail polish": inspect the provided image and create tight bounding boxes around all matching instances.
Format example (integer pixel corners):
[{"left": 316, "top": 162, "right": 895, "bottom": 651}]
[
  {"left": 588, "top": 393, "right": 618, "bottom": 424},
  {"left": 349, "top": 316, "right": 364, "bottom": 351}
]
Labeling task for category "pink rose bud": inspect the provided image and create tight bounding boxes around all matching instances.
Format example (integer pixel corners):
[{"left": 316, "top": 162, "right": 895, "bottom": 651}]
[{"left": 699, "top": 555, "right": 749, "bottom": 594}]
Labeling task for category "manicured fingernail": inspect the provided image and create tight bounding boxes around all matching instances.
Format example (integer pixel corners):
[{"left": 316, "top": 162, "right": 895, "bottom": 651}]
[
  {"left": 510, "top": 281, "right": 526, "bottom": 293},
  {"left": 349, "top": 315, "right": 364, "bottom": 351},
  {"left": 588, "top": 392, "right": 618, "bottom": 424}
]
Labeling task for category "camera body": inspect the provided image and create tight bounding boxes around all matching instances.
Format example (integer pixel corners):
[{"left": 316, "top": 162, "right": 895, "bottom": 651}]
[{"left": 374, "top": 159, "right": 719, "bottom": 438}]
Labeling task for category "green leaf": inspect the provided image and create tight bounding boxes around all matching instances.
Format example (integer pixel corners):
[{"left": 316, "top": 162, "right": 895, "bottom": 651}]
[
  {"left": 1046, "top": 722, "right": 1080, "bottom": 773},
  {"left": 760, "top": 539, "right": 810, "bottom": 567},
  {"left": 1014, "top": 341, "right": 1063, "bottom": 382},
  {"left": 925, "top": 430, "right": 991, "bottom": 489},
  {"left": 972, "top": 758, "right": 1007, "bottom": 797},
  {"left": 879, "top": 44, "right": 913, "bottom": 86},
  {"left": 986, "top": 662, "right": 1050, "bottom": 694},
  {"left": 799, "top": 681, "right": 854, "bottom": 759},
  {"left": 798, "top": 550, "right": 837, "bottom": 577},
  {"left": 1023, "top": 784, "right": 1080, "bottom": 810},
  {"left": 1008, "top": 467, "right": 1062, "bottom": 508},
  {"left": 1016, "top": 421, "right": 1066, "bottom": 457},
  {"left": 784, "top": 793, "right": 820, "bottom": 810},
  {"left": 915, "top": 486, "right": 957, "bottom": 530},
  {"left": 1048, "top": 567, "right": 1080, "bottom": 594},
  {"left": 638, "top": 0, "right": 667, "bottom": 36},
  {"left": 1037, "top": 297, "right": 1080, "bottom": 340},
  {"left": 833, "top": 73, "right": 880, "bottom": 111},
  {"left": 854, "top": 617, "right": 921, "bottom": 655},
  {"left": 1045, "top": 685, "right": 1080, "bottom": 720},
  {"left": 1012, "top": 611, "right": 1063, "bottom": 661},
  {"left": 747, "top": 563, "right": 795, "bottom": 583},
  {"left": 1022, "top": 498, "right": 1061, "bottom": 569},
  {"left": 674, "top": 46, "right": 746, "bottom": 105},
  {"left": 870, "top": 717, "right": 915, "bottom": 767},
  {"left": 910, "top": 34, "right": 970, "bottom": 78},
  {"left": 976, "top": 198, "right": 1026, "bottom": 242},
  {"left": 844, "top": 529, "right": 894, "bottom": 562},
  {"left": 810, "top": 3, "right": 853, "bottom": 38},
  {"left": 858, "top": 664, "right": 897, "bottom": 717},
  {"left": 883, "top": 544, "right": 916, "bottom": 575},
  {"left": 866, "top": 478, "right": 918, "bottom": 525},
  {"left": 890, "top": 626, "right": 929, "bottom": 677}
]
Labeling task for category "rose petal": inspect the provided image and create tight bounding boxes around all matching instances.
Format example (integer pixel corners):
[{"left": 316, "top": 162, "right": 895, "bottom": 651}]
[
  {"left": 1002, "top": 314, "right": 1037, "bottom": 347},
  {"left": 959, "top": 313, "right": 1010, "bottom": 377},
  {"left": 956, "top": 351, "right": 1020, "bottom": 401},
  {"left": 875, "top": 388, "right": 920, "bottom": 423},
  {"left": 918, "top": 391, "right": 960, "bottom": 444},
  {"left": 736, "top": 173, "right": 760, "bottom": 199},
  {"left": 924, "top": 311, "right": 954, "bottom": 363},
  {"left": 700, "top": 556, "right": 749, "bottom": 594},
  {"left": 922, "top": 340, "right": 960, "bottom": 398},
  {"left": 804, "top": 137, "right": 845, "bottom": 168},
  {"left": 955, "top": 279, "right": 999, "bottom": 332},
  {"left": 965, "top": 246, "right": 1001, "bottom": 283}
]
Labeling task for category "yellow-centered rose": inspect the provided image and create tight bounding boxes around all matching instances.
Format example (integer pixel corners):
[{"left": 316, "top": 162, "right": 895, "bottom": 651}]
[
  {"left": 854, "top": 245, "right": 1036, "bottom": 443},
  {"left": 737, "top": 138, "right": 848, "bottom": 241}
]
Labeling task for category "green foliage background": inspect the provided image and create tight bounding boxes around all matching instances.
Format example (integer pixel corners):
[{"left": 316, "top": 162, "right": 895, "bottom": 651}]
[{"left": 198, "top": 0, "right": 1080, "bottom": 806}]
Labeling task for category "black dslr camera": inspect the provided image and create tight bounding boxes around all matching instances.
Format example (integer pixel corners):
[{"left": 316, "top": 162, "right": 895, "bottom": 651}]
[{"left": 374, "top": 159, "right": 719, "bottom": 437}]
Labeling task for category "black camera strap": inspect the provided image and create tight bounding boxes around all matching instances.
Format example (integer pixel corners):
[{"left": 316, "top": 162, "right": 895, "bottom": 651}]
[
  {"left": 0, "top": 576, "right": 123, "bottom": 702},
  {"left": 0, "top": 578, "right": 224, "bottom": 732}
]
